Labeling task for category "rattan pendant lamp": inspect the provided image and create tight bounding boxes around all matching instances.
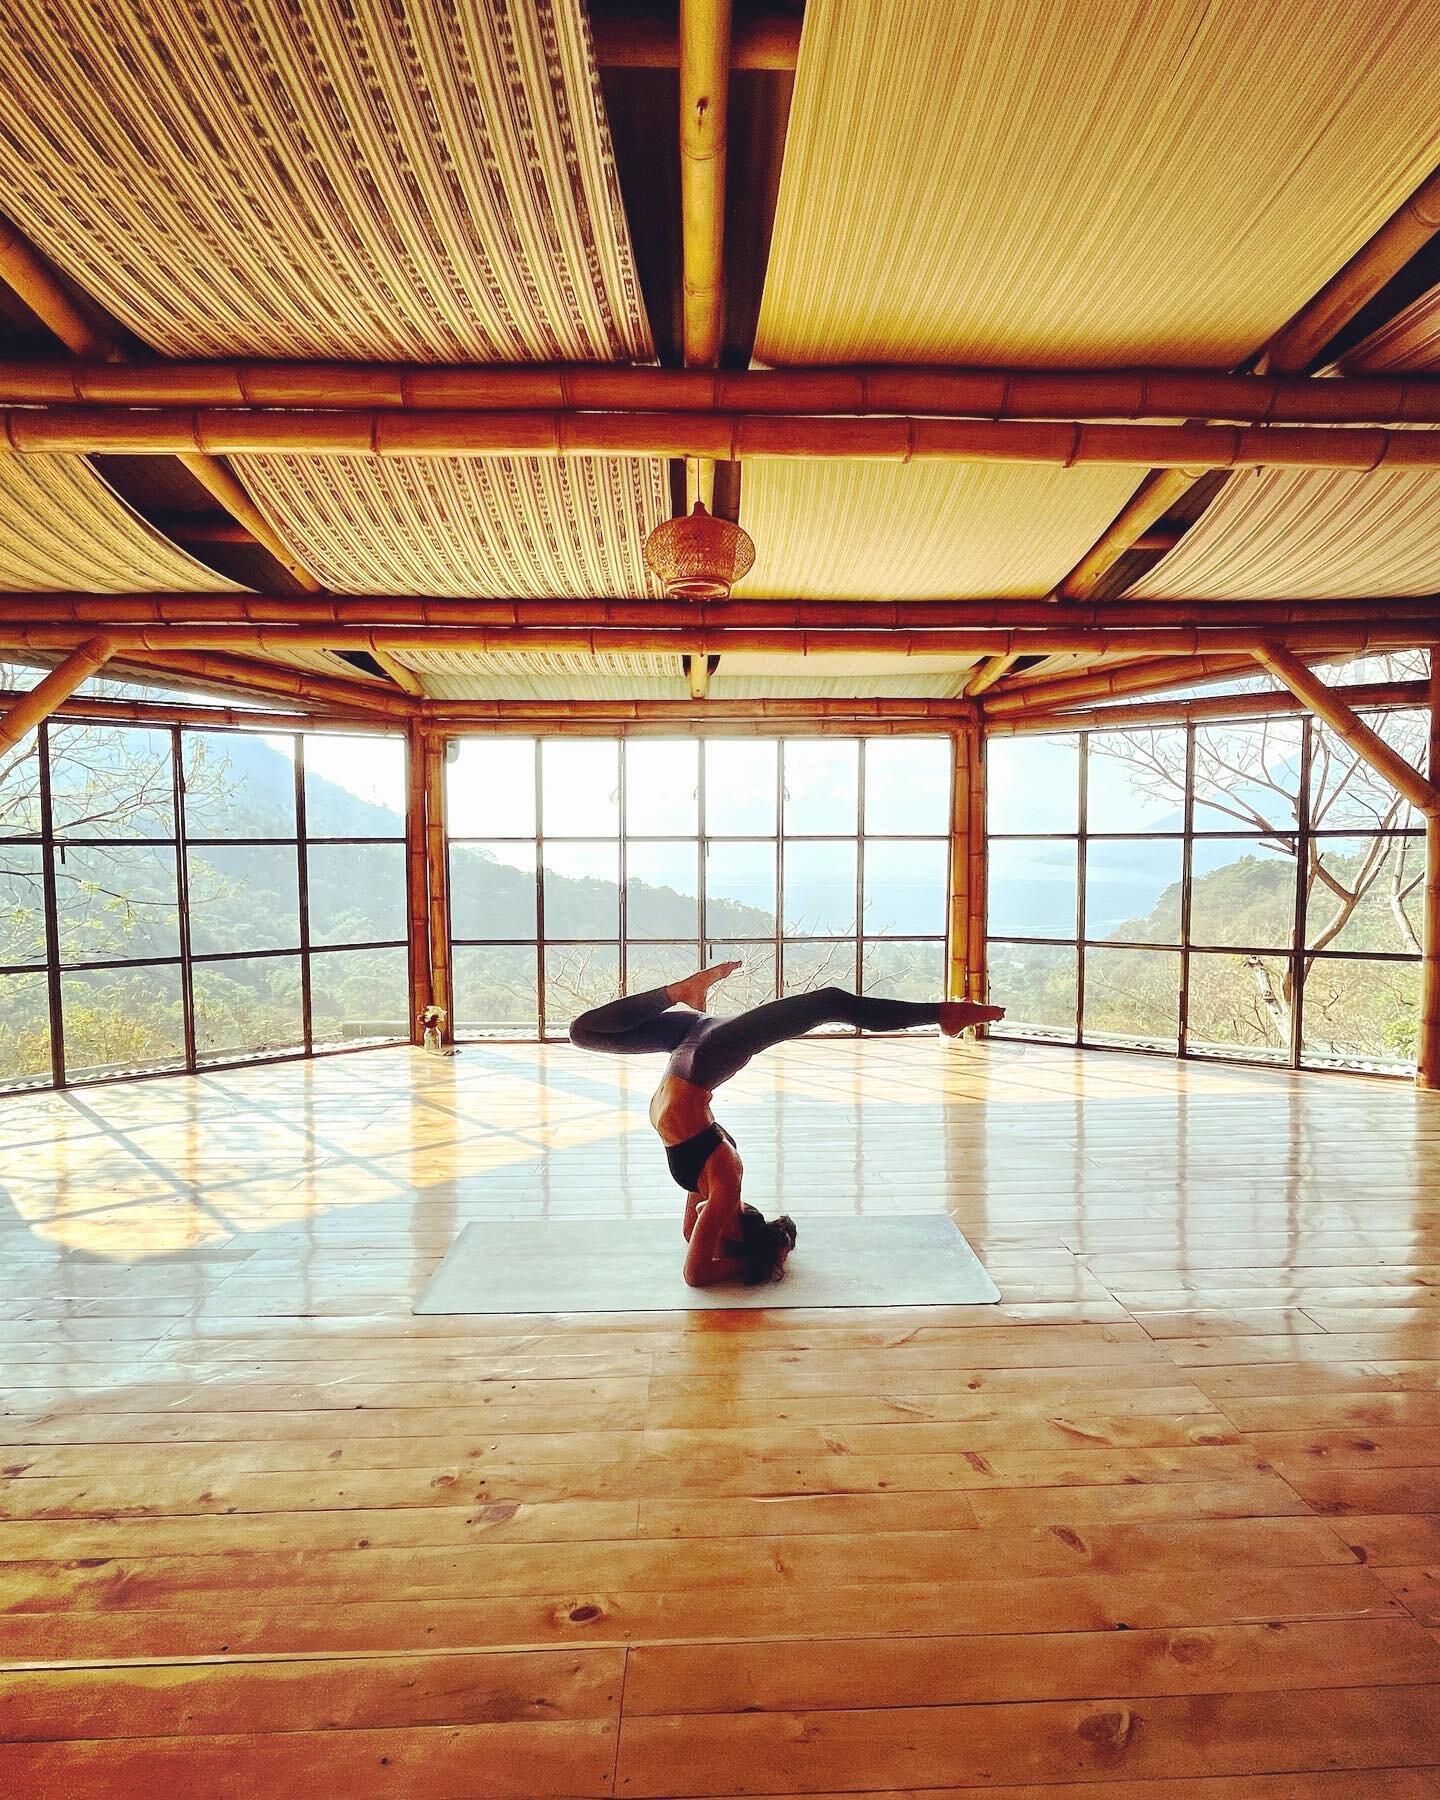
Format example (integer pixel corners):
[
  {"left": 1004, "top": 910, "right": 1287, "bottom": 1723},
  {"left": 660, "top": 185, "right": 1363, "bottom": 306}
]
[{"left": 643, "top": 501, "right": 756, "bottom": 599}]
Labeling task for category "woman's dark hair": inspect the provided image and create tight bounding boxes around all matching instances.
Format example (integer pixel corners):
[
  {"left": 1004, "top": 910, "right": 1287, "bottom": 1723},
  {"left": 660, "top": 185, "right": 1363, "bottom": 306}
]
[{"left": 727, "top": 1203, "right": 797, "bottom": 1285}]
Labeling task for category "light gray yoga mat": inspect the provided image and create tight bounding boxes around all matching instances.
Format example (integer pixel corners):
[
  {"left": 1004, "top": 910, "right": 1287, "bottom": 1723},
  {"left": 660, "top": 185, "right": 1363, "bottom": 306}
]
[{"left": 414, "top": 1213, "right": 1001, "bottom": 1314}]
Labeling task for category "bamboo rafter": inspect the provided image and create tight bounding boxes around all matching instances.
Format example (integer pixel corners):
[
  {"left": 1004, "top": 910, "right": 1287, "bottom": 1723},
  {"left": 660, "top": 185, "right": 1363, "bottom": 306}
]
[
  {"left": 11, "top": 408, "right": 1440, "bottom": 470},
  {"left": 984, "top": 679, "right": 1429, "bottom": 735},
  {"left": 10, "top": 362, "right": 1440, "bottom": 423},
  {"left": 3, "top": 594, "right": 1431, "bottom": 631},
  {"left": 0, "top": 636, "right": 113, "bottom": 748},
  {"left": 2, "top": 624, "right": 1433, "bottom": 659}
]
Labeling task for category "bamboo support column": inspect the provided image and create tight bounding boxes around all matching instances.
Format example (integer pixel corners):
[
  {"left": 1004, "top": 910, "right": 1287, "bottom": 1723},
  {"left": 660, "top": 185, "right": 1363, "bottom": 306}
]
[
  {"left": 405, "top": 723, "right": 432, "bottom": 1044},
  {"left": 422, "top": 732, "right": 454, "bottom": 1043},
  {"left": 1420, "top": 664, "right": 1440, "bottom": 1090},
  {"left": 949, "top": 723, "right": 987, "bottom": 1009},
  {"left": 0, "top": 637, "right": 114, "bottom": 749}
]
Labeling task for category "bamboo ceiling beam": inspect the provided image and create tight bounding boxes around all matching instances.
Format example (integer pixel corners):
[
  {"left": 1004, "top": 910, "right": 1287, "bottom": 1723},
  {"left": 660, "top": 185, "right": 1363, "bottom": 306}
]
[
  {"left": 13, "top": 407, "right": 1440, "bottom": 471},
  {"left": 2, "top": 623, "right": 1433, "bottom": 659},
  {"left": 965, "top": 654, "right": 1024, "bottom": 698},
  {"left": 590, "top": 9, "right": 800, "bottom": 69},
  {"left": 985, "top": 679, "right": 1428, "bottom": 736},
  {"left": 982, "top": 655, "right": 1263, "bottom": 718},
  {"left": 0, "top": 214, "right": 323, "bottom": 594},
  {"left": 0, "top": 636, "right": 114, "bottom": 749},
  {"left": 1266, "top": 162, "right": 1440, "bottom": 373},
  {"left": 0, "top": 221, "right": 118, "bottom": 362},
  {"left": 0, "top": 691, "right": 388, "bottom": 732},
  {"left": 1253, "top": 643, "right": 1440, "bottom": 815},
  {"left": 680, "top": 0, "right": 732, "bottom": 510},
  {"left": 5, "top": 594, "right": 1429, "bottom": 631},
  {"left": 111, "top": 647, "right": 417, "bottom": 719},
  {"left": 1054, "top": 466, "right": 1204, "bottom": 603},
  {"left": 16, "top": 362, "right": 1440, "bottom": 423},
  {"left": 423, "top": 696, "right": 976, "bottom": 723}
]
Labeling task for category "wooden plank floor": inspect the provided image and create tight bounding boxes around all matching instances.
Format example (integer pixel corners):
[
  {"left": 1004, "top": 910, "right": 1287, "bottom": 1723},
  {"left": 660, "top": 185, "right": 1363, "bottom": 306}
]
[{"left": 2, "top": 1038, "right": 1439, "bottom": 1797}]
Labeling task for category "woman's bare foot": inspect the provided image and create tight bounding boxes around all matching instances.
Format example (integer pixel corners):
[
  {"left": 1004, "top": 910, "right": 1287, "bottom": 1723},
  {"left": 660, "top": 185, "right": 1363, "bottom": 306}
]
[
  {"left": 938, "top": 1002, "right": 1007, "bottom": 1037},
  {"left": 668, "top": 960, "right": 741, "bottom": 1012}
]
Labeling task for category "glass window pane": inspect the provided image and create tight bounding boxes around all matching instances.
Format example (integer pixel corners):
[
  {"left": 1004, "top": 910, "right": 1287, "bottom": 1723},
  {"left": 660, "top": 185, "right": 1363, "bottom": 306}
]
[
  {"left": 988, "top": 735, "right": 1080, "bottom": 833},
  {"left": 863, "top": 939, "right": 945, "bottom": 1002},
  {"left": 626, "top": 841, "right": 699, "bottom": 938},
  {"left": 544, "top": 943, "right": 619, "bottom": 1035},
  {"left": 783, "top": 839, "right": 856, "bottom": 935},
  {"left": 626, "top": 943, "right": 701, "bottom": 993},
  {"left": 453, "top": 944, "right": 538, "bottom": 1037},
  {"left": 194, "top": 954, "right": 303, "bottom": 1064},
  {"left": 1187, "top": 951, "right": 1292, "bottom": 1064},
  {"left": 783, "top": 740, "right": 858, "bottom": 834},
  {"left": 1192, "top": 717, "right": 1302, "bottom": 834},
  {"left": 62, "top": 963, "right": 185, "bottom": 1081},
  {"left": 0, "top": 728, "right": 41, "bottom": 836},
  {"left": 55, "top": 844, "right": 180, "bottom": 963},
  {"left": 309, "top": 946, "right": 409, "bottom": 1047},
  {"left": 448, "top": 739, "right": 535, "bottom": 837},
  {"left": 704, "top": 741, "right": 777, "bottom": 834},
  {"left": 50, "top": 724, "right": 174, "bottom": 839},
  {"left": 182, "top": 731, "right": 296, "bottom": 837},
  {"left": 706, "top": 841, "right": 776, "bottom": 936},
  {"left": 303, "top": 734, "right": 405, "bottom": 837},
  {"left": 1086, "top": 729, "right": 1186, "bottom": 833},
  {"left": 988, "top": 942, "right": 1078, "bottom": 1041},
  {"left": 987, "top": 839, "right": 1077, "bottom": 939},
  {"left": 1311, "top": 711, "right": 1427, "bottom": 831},
  {"left": 306, "top": 843, "right": 407, "bottom": 946},
  {"left": 543, "top": 740, "right": 619, "bottom": 836},
  {"left": 1190, "top": 840, "right": 1296, "bottom": 950},
  {"left": 1085, "top": 838, "right": 1182, "bottom": 944},
  {"left": 1302, "top": 957, "right": 1419, "bottom": 1073},
  {"left": 1306, "top": 835, "right": 1426, "bottom": 954},
  {"left": 451, "top": 842, "right": 536, "bottom": 941},
  {"left": 543, "top": 842, "right": 619, "bottom": 938},
  {"left": 783, "top": 939, "right": 858, "bottom": 1003},
  {"left": 1083, "top": 947, "right": 1181, "bottom": 1050},
  {"left": 704, "top": 941, "right": 776, "bottom": 1014},
  {"left": 864, "top": 839, "right": 948, "bottom": 937},
  {"left": 864, "top": 739, "right": 950, "bottom": 834},
  {"left": 0, "top": 969, "right": 51, "bottom": 1087},
  {"left": 1, "top": 845, "right": 47, "bottom": 967},
  {"left": 626, "top": 740, "right": 698, "bottom": 834},
  {"left": 187, "top": 845, "right": 299, "bottom": 956}
]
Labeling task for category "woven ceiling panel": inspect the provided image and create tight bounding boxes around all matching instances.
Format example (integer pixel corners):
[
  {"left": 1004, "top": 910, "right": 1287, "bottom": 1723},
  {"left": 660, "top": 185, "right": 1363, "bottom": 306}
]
[
  {"left": 0, "top": 0, "right": 648, "bottom": 361},
  {"left": 757, "top": 0, "right": 1440, "bottom": 368},
  {"left": 740, "top": 462, "right": 1141, "bottom": 600},
  {"left": 0, "top": 457, "right": 245, "bottom": 593},
  {"left": 1136, "top": 303, "right": 1440, "bottom": 602},
  {"left": 394, "top": 648, "right": 684, "bottom": 701},
  {"left": 234, "top": 455, "right": 667, "bottom": 598}
]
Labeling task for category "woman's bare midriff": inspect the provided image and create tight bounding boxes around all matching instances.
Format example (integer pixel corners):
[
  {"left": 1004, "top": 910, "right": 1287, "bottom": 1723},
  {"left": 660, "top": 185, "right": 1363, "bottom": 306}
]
[{"left": 649, "top": 1072, "right": 714, "bottom": 1145}]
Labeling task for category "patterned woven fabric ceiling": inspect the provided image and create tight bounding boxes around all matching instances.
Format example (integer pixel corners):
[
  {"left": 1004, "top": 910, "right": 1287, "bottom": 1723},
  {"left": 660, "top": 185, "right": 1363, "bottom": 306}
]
[
  {"left": 741, "top": 0, "right": 1440, "bottom": 609},
  {"left": 0, "top": 0, "right": 647, "bottom": 362},
  {"left": 0, "top": 458, "right": 245, "bottom": 594},
  {"left": 1136, "top": 294, "right": 1440, "bottom": 603},
  {"left": 757, "top": 0, "right": 1440, "bottom": 368},
  {"left": 234, "top": 455, "right": 667, "bottom": 599},
  {"left": 0, "top": 0, "right": 660, "bottom": 605},
  {"left": 741, "top": 462, "right": 1142, "bottom": 601}
]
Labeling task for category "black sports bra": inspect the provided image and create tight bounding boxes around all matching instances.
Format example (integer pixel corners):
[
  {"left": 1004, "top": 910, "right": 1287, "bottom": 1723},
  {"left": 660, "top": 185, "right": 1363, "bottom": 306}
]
[{"left": 664, "top": 1122, "right": 735, "bottom": 1191}]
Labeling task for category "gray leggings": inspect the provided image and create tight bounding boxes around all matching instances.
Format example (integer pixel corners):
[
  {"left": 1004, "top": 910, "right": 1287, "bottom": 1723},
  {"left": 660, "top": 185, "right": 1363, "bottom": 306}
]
[{"left": 569, "top": 984, "right": 948, "bottom": 1091}]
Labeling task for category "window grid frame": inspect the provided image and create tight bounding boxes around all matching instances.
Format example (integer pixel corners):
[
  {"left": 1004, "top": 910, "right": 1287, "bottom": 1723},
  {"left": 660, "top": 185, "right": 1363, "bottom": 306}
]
[
  {"left": 445, "top": 735, "right": 953, "bottom": 1042},
  {"left": 986, "top": 708, "right": 1426, "bottom": 1076},
  {"left": 0, "top": 719, "right": 410, "bottom": 1093}
]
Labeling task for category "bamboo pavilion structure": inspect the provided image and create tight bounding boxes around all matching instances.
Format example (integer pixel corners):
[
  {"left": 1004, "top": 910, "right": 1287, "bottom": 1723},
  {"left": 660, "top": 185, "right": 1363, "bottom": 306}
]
[{"left": 2, "top": 0, "right": 1440, "bottom": 1082}]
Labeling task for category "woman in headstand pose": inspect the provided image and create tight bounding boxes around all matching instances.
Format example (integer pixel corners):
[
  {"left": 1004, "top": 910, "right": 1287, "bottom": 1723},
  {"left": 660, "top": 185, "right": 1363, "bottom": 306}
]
[{"left": 570, "top": 962, "right": 1004, "bottom": 1288}]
